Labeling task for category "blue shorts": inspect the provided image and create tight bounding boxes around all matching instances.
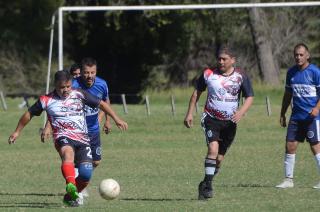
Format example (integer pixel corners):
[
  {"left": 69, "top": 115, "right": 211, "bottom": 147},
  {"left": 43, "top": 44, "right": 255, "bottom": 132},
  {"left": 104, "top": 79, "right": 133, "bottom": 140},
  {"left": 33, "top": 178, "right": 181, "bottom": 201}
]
[
  {"left": 286, "top": 119, "right": 320, "bottom": 143},
  {"left": 88, "top": 131, "right": 102, "bottom": 161}
]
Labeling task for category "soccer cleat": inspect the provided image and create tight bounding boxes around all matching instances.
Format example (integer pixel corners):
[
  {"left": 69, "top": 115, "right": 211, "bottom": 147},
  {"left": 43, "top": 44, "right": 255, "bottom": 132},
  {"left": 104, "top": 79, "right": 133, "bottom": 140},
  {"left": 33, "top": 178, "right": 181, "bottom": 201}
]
[
  {"left": 198, "top": 181, "right": 213, "bottom": 200},
  {"left": 66, "top": 183, "right": 79, "bottom": 200},
  {"left": 77, "top": 192, "right": 84, "bottom": 205},
  {"left": 81, "top": 187, "right": 89, "bottom": 198},
  {"left": 312, "top": 182, "right": 320, "bottom": 189},
  {"left": 275, "top": 178, "right": 294, "bottom": 188},
  {"left": 63, "top": 194, "right": 80, "bottom": 207}
]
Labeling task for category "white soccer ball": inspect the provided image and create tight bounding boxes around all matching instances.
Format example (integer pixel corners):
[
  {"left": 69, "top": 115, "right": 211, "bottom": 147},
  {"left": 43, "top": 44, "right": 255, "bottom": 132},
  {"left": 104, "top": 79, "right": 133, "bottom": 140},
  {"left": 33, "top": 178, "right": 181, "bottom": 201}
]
[{"left": 99, "top": 179, "right": 120, "bottom": 200}]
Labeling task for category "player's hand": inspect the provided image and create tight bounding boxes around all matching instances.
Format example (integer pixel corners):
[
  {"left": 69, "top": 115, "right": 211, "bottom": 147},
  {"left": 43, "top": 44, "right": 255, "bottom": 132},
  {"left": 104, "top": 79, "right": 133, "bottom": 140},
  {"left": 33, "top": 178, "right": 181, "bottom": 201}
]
[
  {"left": 184, "top": 114, "right": 193, "bottom": 128},
  {"left": 115, "top": 119, "right": 128, "bottom": 131},
  {"left": 310, "top": 107, "right": 319, "bottom": 118},
  {"left": 103, "top": 121, "right": 112, "bottom": 134},
  {"left": 280, "top": 115, "right": 287, "bottom": 127},
  {"left": 8, "top": 132, "right": 19, "bottom": 144},
  {"left": 232, "top": 111, "right": 244, "bottom": 123},
  {"left": 40, "top": 126, "right": 51, "bottom": 143}
]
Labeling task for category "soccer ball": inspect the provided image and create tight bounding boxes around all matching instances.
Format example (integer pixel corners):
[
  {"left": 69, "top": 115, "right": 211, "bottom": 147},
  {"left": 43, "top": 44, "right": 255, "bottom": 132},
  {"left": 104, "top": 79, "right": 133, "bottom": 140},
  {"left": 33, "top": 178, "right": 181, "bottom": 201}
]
[{"left": 99, "top": 179, "right": 120, "bottom": 200}]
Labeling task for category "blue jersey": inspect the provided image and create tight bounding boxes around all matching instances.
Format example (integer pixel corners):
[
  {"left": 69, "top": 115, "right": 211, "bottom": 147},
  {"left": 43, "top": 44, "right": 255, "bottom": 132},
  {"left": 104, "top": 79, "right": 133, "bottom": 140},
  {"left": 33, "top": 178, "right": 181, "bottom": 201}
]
[
  {"left": 286, "top": 64, "right": 320, "bottom": 121},
  {"left": 72, "top": 76, "right": 109, "bottom": 132}
]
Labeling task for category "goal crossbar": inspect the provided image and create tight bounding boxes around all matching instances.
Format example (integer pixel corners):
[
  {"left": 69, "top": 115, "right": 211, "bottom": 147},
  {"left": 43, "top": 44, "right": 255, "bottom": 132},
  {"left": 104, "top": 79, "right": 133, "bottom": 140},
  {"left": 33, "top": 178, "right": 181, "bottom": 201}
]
[
  {"left": 60, "top": 2, "right": 320, "bottom": 12},
  {"left": 43, "top": 1, "right": 320, "bottom": 126},
  {"left": 57, "top": 2, "right": 320, "bottom": 70}
]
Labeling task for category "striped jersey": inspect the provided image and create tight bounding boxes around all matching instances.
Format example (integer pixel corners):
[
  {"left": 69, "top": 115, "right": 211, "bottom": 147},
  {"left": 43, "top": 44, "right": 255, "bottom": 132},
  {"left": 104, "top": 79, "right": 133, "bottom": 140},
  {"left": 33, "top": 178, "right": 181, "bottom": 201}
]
[
  {"left": 72, "top": 76, "right": 109, "bottom": 133},
  {"left": 196, "top": 67, "right": 254, "bottom": 120},
  {"left": 28, "top": 89, "right": 100, "bottom": 144},
  {"left": 285, "top": 64, "right": 320, "bottom": 121}
]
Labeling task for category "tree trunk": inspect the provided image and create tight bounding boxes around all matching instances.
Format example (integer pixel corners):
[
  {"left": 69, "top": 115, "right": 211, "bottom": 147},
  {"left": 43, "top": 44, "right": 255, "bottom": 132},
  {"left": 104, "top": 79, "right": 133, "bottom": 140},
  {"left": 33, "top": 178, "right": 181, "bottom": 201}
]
[{"left": 248, "top": 3, "right": 279, "bottom": 85}]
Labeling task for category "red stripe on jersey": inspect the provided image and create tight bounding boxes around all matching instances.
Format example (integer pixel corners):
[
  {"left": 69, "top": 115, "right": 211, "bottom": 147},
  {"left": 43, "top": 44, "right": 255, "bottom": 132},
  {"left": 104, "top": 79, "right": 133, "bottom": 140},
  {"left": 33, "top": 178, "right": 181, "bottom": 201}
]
[
  {"left": 40, "top": 94, "right": 52, "bottom": 108},
  {"left": 204, "top": 68, "right": 213, "bottom": 78}
]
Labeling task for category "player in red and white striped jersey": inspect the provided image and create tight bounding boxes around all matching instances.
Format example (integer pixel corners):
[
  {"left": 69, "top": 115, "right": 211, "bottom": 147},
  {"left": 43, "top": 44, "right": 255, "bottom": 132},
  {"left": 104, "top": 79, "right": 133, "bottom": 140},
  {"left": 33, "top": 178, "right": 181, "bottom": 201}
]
[
  {"left": 184, "top": 45, "right": 254, "bottom": 200},
  {"left": 8, "top": 70, "right": 127, "bottom": 206}
]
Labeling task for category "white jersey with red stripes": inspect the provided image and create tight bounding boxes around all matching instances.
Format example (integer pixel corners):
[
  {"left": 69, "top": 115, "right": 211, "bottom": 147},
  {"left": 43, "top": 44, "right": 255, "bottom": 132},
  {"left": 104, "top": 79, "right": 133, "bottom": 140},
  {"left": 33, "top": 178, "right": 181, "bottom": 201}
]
[
  {"left": 29, "top": 89, "right": 100, "bottom": 144},
  {"left": 196, "top": 67, "right": 254, "bottom": 120}
]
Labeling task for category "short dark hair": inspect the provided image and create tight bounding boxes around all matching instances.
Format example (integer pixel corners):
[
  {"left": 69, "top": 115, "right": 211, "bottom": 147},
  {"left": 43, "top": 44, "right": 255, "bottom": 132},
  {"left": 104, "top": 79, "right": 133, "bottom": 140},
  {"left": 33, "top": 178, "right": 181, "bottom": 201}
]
[
  {"left": 81, "top": 57, "right": 97, "bottom": 71},
  {"left": 294, "top": 43, "right": 309, "bottom": 53},
  {"left": 69, "top": 63, "right": 81, "bottom": 74},
  {"left": 216, "top": 44, "right": 236, "bottom": 58},
  {"left": 54, "top": 70, "right": 72, "bottom": 84},
  {"left": 294, "top": 43, "right": 311, "bottom": 62}
]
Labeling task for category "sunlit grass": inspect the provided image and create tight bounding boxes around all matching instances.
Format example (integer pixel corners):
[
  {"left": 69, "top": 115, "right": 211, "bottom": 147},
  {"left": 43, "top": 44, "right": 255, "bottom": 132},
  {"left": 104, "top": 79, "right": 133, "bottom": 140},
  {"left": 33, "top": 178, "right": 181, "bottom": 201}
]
[{"left": 0, "top": 88, "right": 319, "bottom": 211}]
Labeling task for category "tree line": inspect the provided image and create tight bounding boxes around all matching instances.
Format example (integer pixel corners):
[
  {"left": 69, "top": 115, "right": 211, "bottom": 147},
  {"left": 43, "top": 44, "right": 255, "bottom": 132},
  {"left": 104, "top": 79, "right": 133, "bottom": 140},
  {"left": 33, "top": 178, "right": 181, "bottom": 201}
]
[{"left": 0, "top": 0, "right": 319, "bottom": 95}]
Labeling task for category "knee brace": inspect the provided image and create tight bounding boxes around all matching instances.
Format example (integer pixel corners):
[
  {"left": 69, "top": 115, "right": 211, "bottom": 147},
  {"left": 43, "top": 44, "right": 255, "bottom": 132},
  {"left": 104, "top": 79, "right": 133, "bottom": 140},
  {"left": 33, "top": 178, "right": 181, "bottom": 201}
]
[{"left": 77, "top": 162, "right": 93, "bottom": 182}]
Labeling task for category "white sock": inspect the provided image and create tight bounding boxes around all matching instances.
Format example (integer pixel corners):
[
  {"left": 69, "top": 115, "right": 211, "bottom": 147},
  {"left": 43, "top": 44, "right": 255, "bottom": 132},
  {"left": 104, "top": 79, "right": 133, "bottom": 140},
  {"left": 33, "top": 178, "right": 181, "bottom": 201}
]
[
  {"left": 284, "top": 153, "right": 295, "bottom": 179},
  {"left": 314, "top": 153, "right": 320, "bottom": 174}
]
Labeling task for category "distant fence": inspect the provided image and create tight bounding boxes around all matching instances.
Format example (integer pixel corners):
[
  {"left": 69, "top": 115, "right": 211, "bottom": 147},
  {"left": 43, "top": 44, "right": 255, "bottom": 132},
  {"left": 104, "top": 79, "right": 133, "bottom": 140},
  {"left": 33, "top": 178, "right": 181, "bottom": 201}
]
[
  {"left": 116, "top": 94, "right": 273, "bottom": 117},
  {"left": 110, "top": 93, "right": 185, "bottom": 116},
  {"left": 1, "top": 93, "right": 274, "bottom": 117}
]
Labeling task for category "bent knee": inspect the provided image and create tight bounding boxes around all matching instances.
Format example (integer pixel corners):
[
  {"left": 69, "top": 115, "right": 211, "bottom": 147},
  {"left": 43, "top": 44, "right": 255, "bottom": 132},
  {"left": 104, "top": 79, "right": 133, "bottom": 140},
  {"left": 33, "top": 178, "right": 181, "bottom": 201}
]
[
  {"left": 207, "top": 142, "right": 219, "bottom": 158},
  {"left": 286, "top": 142, "right": 298, "bottom": 154}
]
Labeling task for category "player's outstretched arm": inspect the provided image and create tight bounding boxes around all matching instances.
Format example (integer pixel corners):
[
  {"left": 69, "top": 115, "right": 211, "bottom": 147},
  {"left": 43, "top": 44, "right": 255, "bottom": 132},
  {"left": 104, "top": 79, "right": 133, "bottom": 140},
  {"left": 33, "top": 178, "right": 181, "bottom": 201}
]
[
  {"left": 8, "top": 111, "right": 33, "bottom": 144},
  {"left": 99, "top": 101, "right": 128, "bottom": 131},
  {"left": 100, "top": 99, "right": 112, "bottom": 134},
  {"left": 184, "top": 90, "right": 202, "bottom": 128},
  {"left": 98, "top": 110, "right": 111, "bottom": 134}
]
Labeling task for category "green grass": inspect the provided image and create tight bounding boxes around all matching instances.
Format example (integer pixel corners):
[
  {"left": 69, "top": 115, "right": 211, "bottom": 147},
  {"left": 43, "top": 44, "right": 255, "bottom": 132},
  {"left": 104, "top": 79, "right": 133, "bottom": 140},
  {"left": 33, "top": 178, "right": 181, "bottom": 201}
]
[{"left": 0, "top": 88, "right": 319, "bottom": 211}]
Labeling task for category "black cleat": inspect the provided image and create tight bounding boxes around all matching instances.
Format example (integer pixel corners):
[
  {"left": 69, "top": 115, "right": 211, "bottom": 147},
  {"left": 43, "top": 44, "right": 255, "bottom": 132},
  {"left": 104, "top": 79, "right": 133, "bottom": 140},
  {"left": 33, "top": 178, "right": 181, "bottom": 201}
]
[
  {"left": 198, "top": 181, "right": 213, "bottom": 200},
  {"left": 63, "top": 194, "right": 80, "bottom": 207}
]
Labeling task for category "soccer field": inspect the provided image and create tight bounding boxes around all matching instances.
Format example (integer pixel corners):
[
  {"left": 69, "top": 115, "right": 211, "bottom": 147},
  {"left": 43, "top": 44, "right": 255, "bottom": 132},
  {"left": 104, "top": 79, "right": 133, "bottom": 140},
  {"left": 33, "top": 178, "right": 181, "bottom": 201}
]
[{"left": 0, "top": 88, "right": 319, "bottom": 211}]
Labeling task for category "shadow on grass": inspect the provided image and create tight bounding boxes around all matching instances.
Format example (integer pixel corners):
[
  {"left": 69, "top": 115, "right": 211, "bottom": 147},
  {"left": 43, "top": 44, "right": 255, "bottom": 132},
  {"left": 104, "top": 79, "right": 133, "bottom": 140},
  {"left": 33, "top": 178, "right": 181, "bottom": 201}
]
[
  {"left": 120, "top": 198, "right": 198, "bottom": 201},
  {"left": 218, "top": 183, "right": 273, "bottom": 188},
  {"left": 0, "top": 192, "right": 64, "bottom": 209},
  {"left": 0, "top": 202, "right": 61, "bottom": 209},
  {"left": 0, "top": 192, "right": 63, "bottom": 196}
]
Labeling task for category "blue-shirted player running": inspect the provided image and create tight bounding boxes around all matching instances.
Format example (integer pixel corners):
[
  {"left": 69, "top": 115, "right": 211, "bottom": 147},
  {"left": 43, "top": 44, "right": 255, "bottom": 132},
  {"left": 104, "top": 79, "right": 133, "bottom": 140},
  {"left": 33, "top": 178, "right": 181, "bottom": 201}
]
[
  {"left": 72, "top": 58, "right": 112, "bottom": 200},
  {"left": 276, "top": 43, "right": 320, "bottom": 189},
  {"left": 73, "top": 57, "right": 111, "bottom": 168}
]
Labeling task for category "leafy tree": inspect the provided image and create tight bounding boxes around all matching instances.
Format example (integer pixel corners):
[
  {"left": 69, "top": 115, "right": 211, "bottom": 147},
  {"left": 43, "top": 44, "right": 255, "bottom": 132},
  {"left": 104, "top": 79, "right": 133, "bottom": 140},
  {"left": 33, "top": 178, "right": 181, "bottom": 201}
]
[
  {"left": 0, "top": 0, "right": 62, "bottom": 94},
  {"left": 1, "top": 0, "right": 319, "bottom": 95}
]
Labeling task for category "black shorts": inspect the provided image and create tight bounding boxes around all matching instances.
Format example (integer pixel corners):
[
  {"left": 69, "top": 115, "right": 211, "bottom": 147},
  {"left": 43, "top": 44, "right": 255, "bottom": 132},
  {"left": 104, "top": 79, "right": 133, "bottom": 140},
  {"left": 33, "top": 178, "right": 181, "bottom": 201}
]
[
  {"left": 55, "top": 137, "right": 93, "bottom": 165},
  {"left": 201, "top": 113, "right": 237, "bottom": 155}
]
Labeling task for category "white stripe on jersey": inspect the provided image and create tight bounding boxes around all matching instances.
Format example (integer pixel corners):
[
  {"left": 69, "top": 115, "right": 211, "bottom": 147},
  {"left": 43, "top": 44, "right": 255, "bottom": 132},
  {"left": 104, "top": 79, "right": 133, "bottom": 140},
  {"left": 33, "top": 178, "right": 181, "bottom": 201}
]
[
  {"left": 291, "top": 84, "right": 317, "bottom": 97},
  {"left": 42, "top": 90, "right": 91, "bottom": 145},
  {"left": 317, "top": 120, "right": 320, "bottom": 141}
]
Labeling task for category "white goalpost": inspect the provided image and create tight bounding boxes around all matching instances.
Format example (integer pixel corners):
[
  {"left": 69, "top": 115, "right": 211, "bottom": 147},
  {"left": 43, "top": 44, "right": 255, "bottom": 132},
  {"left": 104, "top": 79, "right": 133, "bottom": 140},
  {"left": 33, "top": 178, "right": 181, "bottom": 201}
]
[
  {"left": 43, "top": 1, "right": 320, "bottom": 127},
  {"left": 46, "top": 1, "right": 320, "bottom": 95}
]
